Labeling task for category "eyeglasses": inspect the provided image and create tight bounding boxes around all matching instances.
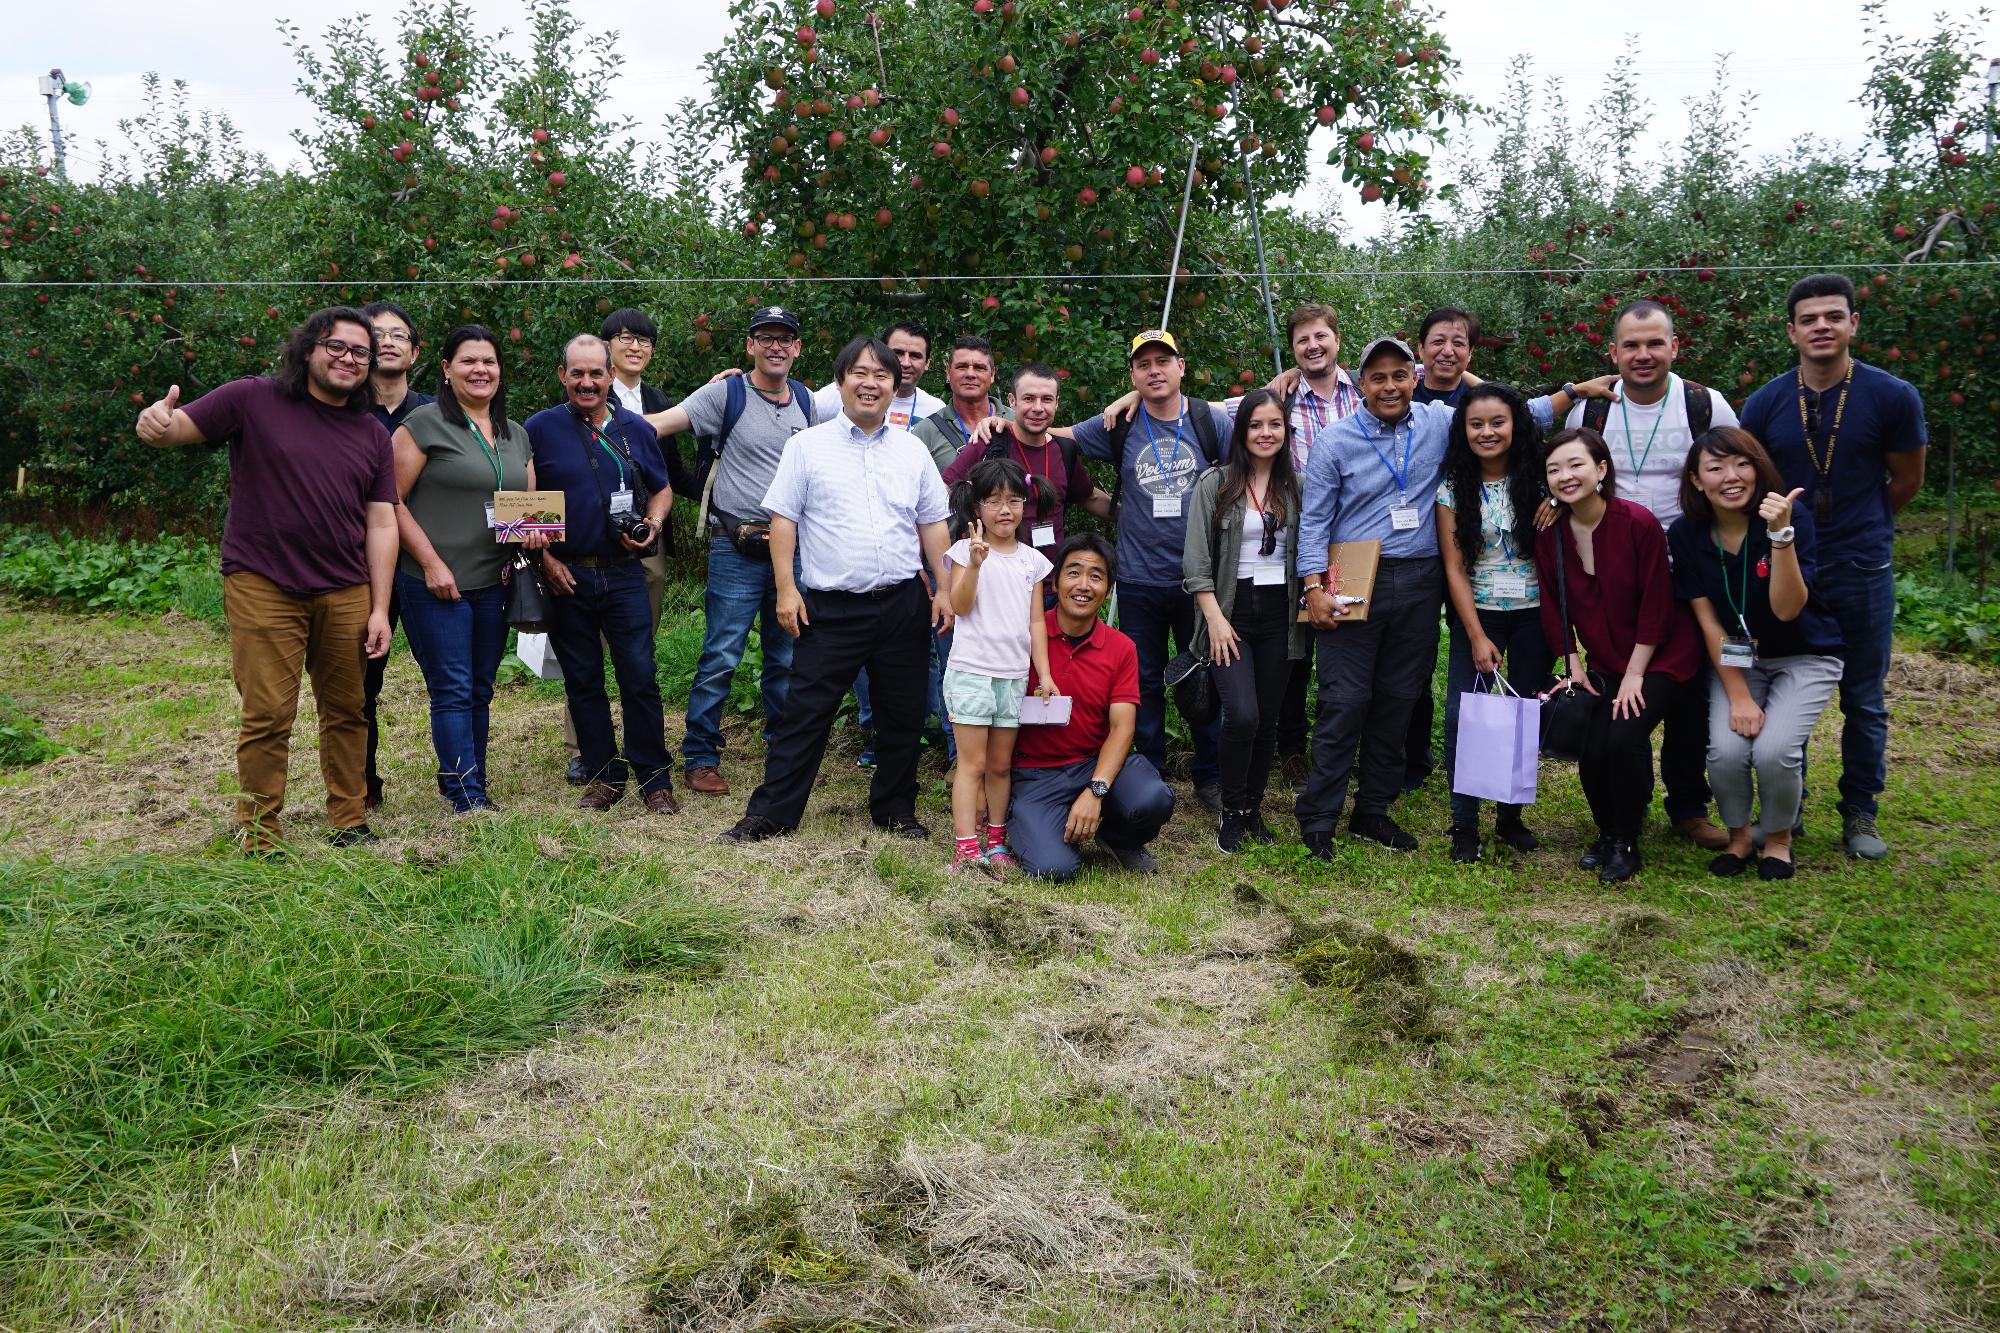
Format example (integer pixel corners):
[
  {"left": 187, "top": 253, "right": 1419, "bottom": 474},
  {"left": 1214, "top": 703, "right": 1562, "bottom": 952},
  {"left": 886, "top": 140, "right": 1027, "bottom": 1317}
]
[
  {"left": 316, "top": 338, "right": 373, "bottom": 365},
  {"left": 750, "top": 332, "right": 798, "bottom": 348},
  {"left": 372, "top": 328, "right": 412, "bottom": 346},
  {"left": 611, "top": 333, "right": 654, "bottom": 349},
  {"left": 979, "top": 495, "right": 1027, "bottom": 510}
]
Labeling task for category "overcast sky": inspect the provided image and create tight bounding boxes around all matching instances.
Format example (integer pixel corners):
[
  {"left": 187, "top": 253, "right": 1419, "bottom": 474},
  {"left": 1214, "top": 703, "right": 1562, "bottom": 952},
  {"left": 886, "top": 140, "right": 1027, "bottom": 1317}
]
[{"left": 8, "top": 0, "right": 1991, "bottom": 239}]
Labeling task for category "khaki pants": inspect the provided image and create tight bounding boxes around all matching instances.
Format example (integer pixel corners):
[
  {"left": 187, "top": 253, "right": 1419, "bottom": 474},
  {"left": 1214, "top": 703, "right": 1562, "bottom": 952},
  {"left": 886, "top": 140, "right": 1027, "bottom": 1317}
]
[
  {"left": 223, "top": 572, "right": 372, "bottom": 843},
  {"left": 562, "top": 548, "right": 667, "bottom": 756}
]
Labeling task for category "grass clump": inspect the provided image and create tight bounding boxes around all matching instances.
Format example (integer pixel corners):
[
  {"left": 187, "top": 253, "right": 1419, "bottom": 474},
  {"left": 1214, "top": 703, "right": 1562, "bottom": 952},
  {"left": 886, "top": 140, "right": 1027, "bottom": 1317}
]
[
  {"left": 0, "top": 822, "right": 730, "bottom": 1270},
  {"left": 0, "top": 528, "right": 222, "bottom": 624},
  {"left": 1282, "top": 914, "right": 1444, "bottom": 1044},
  {"left": 0, "top": 698, "right": 63, "bottom": 768},
  {"left": 931, "top": 891, "right": 1100, "bottom": 961}
]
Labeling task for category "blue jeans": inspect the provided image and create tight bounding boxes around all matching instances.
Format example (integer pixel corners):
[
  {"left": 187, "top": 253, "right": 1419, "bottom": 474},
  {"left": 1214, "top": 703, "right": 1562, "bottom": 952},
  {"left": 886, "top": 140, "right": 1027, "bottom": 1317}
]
[
  {"left": 683, "top": 535, "right": 796, "bottom": 772},
  {"left": 395, "top": 574, "right": 507, "bottom": 811},
  {"left": 1442, "top": 606, "right": 1551, "bottom": 828},
  {"left": 1813, "top": 557, "right": 1895, "bottom": 818},
  {"left": 1117, "top": 581, "right": 1220, "bottom": 786},
  {"left": 547, "top": 560, "right": 673, "bottom": 795}
]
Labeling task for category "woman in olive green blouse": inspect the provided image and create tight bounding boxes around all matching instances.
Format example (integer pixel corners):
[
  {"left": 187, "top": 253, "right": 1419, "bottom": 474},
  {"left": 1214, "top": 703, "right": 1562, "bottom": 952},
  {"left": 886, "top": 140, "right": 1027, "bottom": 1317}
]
[{"left": 392, "top": 324, "right": 535, "bottom": 812}]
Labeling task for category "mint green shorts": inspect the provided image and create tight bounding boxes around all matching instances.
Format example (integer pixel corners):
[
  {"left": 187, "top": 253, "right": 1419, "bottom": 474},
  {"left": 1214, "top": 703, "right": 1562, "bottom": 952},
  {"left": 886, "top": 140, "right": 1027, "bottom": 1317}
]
[{"left": 942, "top": 668, "right": 1027, "bottom": 728}]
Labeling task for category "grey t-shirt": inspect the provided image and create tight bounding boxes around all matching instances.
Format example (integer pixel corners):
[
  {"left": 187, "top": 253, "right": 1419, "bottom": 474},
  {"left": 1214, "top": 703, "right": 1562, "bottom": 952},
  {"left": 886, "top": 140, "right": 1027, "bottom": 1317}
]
[{"left": 680, "top": 379, "right": 813, "bottom": 523}]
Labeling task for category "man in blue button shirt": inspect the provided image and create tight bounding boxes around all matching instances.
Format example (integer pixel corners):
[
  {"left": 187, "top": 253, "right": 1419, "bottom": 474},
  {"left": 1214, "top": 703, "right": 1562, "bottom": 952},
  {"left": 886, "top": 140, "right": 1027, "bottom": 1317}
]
[
  {"left": 528, "top": 334, "right": 679, "bottom": 816},
  {"left": 1296, "top": 337, "right": 1605, "bottom": 855}
]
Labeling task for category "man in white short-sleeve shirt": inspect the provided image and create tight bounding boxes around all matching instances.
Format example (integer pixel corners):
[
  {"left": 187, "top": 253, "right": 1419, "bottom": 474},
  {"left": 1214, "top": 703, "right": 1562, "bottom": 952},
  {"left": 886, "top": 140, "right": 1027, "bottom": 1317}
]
[{"left": 725, "top": 334, "right": 955, "bottom": 845}]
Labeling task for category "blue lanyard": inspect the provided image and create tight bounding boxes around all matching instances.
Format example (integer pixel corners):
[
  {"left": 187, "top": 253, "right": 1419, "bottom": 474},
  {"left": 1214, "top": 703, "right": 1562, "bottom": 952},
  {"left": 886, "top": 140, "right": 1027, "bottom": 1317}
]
[
  {"left": 1139, "top": 397, "right": 1186, "bottom": 480},
  {"left": 953, "top": 404, "right": 982, "bottom": 443},
  {"left": 1366, "top": 417, "right": 1414, "bottom": 500}
]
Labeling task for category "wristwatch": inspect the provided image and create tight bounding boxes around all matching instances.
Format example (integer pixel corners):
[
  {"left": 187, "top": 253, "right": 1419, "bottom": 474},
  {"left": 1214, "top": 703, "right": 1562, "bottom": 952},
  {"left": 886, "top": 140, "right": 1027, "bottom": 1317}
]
[
  {"left": 1768, "top": 525, "right": 1796, "bottom": 547},
  {"left": 1560, "top": 381, "right": 1578, "bottom": 400},
  {"left": 1088, "top": 779, "right": 1110, "bottom": 798}
]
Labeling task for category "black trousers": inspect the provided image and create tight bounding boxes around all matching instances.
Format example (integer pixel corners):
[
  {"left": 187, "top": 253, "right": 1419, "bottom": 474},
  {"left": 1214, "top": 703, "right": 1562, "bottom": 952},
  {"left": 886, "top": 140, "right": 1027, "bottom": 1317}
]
[
  {"left": 361, "top": 585, "right": 401, "bottom": 804},
  {"left": 1294, "top": 557, "right": 1443, "bottom": 834},
  {"left": 1277, "top": 643, "right": 1314, "bottom": 760},
  {"left": 1580, "top": 671, "right": 1676, "bottom": 843},
  {"left": 746, "top": 578, "right": 931, "bottom": 829},
  {"left": 1659, "top": 665, "right": 1715, "bottom": 824},
  {"left": 1213, "top": 580, "right": 1293, "bottom": 811}
]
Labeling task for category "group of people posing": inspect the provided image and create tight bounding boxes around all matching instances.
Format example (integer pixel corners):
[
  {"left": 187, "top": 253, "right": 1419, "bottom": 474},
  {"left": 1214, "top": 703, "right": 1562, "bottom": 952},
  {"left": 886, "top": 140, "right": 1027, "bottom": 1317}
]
[{"left": 133, "top": 271, "right": 1924, "bottom": 884}]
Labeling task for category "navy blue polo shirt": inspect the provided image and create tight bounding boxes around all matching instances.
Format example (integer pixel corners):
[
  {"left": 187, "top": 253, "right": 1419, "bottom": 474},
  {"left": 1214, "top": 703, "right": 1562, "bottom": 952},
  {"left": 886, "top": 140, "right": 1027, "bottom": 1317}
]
[
  {"left": 524, "top": 402, "right": 670, "bottom": 560},
  {"left": 1668, "top": 503, "right": 1844, "bottom": 660},
  {"left": 1739, "top": 361, "right": 1925, "bottom": 568}
]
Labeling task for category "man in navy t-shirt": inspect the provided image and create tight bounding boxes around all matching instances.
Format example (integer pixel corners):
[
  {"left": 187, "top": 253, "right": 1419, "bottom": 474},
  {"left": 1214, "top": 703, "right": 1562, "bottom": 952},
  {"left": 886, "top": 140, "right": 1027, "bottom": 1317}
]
[{"left": 1738, "top": 273, "right": 1927, "bottom": 860}]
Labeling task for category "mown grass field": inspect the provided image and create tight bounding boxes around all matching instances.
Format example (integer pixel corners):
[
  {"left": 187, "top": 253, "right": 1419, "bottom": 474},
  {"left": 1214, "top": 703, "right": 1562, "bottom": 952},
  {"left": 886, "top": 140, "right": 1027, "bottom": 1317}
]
[{"left": 0, "top": 576, "right": 1994, "bottom": 1331}]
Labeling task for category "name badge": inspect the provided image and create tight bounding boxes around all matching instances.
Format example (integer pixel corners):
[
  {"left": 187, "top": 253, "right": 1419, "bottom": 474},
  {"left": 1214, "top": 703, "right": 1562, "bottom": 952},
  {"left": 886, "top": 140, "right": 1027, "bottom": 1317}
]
[
  {"left": 1488, "top": 571, "right": 1529, "bottom": 600},
  {"left": 1253, "top": 563, "right": 1286, "bottom": 586},
  {"left": 1719, "top": 635, "right": 1757, "bottom": 670},
  {"left": 1031, "top": 523, "right": 1056, "bottom": 547},
  {"left": 1389, "top": 504, "right": 1421, "bottom": 531},
  {"left": 485, "top": 502, "right": 498, "bottom": 528},
  {"left": 609, "top": 488, "right": 635, "bottom": 514},
  {"left": 1152, "top": 494, "right": 1183, "bottom": 519}
]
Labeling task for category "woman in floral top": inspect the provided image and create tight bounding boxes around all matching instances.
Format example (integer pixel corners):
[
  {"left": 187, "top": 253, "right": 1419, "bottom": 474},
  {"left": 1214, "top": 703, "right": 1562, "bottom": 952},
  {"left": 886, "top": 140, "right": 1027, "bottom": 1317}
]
[{"left": 1435, "top": 383, "right": 1552, "bottom": 864}]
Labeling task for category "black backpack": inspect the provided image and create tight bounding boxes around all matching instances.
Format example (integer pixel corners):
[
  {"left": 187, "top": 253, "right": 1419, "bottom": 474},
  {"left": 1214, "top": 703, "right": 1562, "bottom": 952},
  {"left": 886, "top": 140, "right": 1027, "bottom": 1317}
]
[
  {"left": 692, "top": 373, "right": 817, "bottom": 492},
  {"left": 1105, "top": 400, "right": 1224, "bottom": 518},
  {"left": 1579, "top": 377, "right": 1714, "bottom": 441}
]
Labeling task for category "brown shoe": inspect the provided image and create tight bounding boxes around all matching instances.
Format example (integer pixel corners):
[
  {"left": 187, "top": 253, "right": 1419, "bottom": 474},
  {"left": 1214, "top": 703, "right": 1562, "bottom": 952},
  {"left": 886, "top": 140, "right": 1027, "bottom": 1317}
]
[
  {"left": 1675, "top": 817, "right": 1730, "bottom": 850},
  {"left": 686, "top": 765, "right": 729, "bottom": 796},
  {"left": 1282, "top": 752, "right": 1311, "bottom": 794},
  {"left": 644, "top": 786, "right": 681, "bottom": 815},
  {"left": 577, "top": 781, "right": 622, "bottom": 811}
]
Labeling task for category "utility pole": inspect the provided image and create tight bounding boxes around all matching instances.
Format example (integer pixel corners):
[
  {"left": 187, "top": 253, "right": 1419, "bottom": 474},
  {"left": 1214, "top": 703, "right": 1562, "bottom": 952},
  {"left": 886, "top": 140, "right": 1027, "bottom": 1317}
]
[
  {"left": 1986, "top": 58, "right": 1999, "bottom": 155},
  {"left": 39, "top": 68, "right": 66, "bottom": 178}
]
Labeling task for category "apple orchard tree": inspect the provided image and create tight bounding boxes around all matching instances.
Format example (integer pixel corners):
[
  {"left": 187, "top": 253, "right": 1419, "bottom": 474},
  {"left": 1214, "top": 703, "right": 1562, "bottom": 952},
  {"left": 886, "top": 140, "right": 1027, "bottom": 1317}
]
[{"left": 702, "top": 0, "right": 1470, "bottom": 398}]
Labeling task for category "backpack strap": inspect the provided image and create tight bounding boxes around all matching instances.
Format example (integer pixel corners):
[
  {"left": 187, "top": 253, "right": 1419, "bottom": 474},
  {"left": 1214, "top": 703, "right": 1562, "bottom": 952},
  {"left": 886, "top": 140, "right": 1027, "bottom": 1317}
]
[
  {"left": 1188, "top": 400, "right": 1222, "bottom": 468},
  {"left": 1580, "top": 395, "right": 1612, "bottom": 435},
  {"left": 1105, "top": 414, "right": 1136, "bottom": 518},
  {"left": 1681, "top": 378, "right": 1712, "bottom": 438}
]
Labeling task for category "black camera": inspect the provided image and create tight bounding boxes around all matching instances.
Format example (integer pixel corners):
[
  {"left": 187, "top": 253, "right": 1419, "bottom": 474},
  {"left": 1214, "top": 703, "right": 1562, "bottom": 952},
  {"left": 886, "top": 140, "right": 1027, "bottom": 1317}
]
[{"left": 610, "top": 511, "right": 655, "bottom": 548}]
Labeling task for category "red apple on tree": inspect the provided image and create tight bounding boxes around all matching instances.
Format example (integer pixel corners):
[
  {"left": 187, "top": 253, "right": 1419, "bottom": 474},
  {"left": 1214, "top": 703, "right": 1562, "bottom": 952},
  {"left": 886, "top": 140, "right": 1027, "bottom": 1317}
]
[
  {"left": 1011, "top": 87, "right": 1030, "bottom": 106},
  {"left": 816, "top": 0, "right": 835, "bottom": 15}
]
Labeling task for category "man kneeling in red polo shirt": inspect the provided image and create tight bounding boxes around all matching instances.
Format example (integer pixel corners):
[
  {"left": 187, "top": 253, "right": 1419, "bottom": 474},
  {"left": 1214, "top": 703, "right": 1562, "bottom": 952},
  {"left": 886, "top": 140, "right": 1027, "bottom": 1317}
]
[{"left": 1009, "top": 534, "right": 1177, "bottom": 878}]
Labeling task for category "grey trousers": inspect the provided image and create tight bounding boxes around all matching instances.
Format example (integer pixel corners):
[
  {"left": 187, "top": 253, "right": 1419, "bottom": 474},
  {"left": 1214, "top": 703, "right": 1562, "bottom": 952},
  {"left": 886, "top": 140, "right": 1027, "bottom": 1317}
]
[{"left": 1708, "top": 653, "right": 1844, "bottom": 832}]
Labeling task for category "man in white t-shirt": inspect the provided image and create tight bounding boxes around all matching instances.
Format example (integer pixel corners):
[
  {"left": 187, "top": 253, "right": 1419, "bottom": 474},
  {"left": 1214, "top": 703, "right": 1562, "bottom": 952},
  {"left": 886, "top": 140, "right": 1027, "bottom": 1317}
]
[
  {"left": 811, "top": 319, "right": 944, "bottom": 431},
  {"left": 1564, "top": 299, "right": 1738, "bottom": 850}
]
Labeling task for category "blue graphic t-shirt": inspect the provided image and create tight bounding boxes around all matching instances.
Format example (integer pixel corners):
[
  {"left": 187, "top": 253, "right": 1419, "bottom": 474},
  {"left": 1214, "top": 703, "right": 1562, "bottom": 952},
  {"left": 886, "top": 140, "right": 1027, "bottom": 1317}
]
[{"left": 1070, "top": 397, "right": 1232, "bottom": 587}]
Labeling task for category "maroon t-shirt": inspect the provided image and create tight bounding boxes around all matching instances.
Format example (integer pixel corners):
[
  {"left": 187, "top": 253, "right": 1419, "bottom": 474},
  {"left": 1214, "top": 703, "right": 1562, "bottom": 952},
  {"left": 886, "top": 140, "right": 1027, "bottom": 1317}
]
[
  {"left": 182, "top": 377, "right": 398, "bottom": 596},
  {"left": 941, "top": 431, "right": 1097, "bottom": 568}
]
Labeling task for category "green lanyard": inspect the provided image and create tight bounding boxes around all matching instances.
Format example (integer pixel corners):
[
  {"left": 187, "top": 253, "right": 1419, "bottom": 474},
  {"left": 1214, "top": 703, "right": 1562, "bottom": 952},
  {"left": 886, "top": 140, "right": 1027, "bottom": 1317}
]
[
  {"left": 1617, "top": 375, "right": 1671, "bottom": 480},
  {"left": 467, "top": 419, "right": 504, "bottom": 490},
  {"left": 1713, "top": 527, "right": 1754, "bottom": 637},
  {"left": 589, "top": 420, "right": 627, "bottom": 490}
]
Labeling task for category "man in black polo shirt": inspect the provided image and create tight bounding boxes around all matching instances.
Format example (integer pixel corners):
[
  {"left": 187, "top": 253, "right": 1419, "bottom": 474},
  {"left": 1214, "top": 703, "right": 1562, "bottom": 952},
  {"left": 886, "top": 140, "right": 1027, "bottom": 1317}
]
[{"left": 526, "top": 334, "right": 679, "bottom": 815}]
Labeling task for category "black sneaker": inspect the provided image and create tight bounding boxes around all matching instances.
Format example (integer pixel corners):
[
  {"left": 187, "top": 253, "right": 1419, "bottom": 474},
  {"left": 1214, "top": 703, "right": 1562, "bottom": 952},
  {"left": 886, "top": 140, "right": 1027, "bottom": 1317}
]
[
  {"left": 565, "top": 756, "right": 590, "bottom": 786},
  {"left": 1449, "top": 825, "right": 1483, "bottom": 864},
  {"left": 1106, "top": 842, "right": 1159, "bottom": 874},
  {"left": 1217, "top": 810, "right": 1252, "bottom": 854},
  {"left": 1493, "top": 816, "right": 1541, "bottom": 853},
  {"left": 1597, "top": 840, "right": 1642, "bottom": 884},
  {"left": 1350, "top": 811, "right": 1418, "bottom": 852},
  {"left": 1193, "top": 782, "right": 1224, "bottom": 815},
  {"left": 873, "top": 813, "right": 930, "bottom": 840},
  {"left": 722, "top": 814, "right": 787, "bottom": 845},
  {"left": 1244, "top": 811, "right": 1277, "bottom": 846},
  {"left": 1578, "top": 835, "right": 1616, "bottom": 870},
  {"left": 1302, "top": 831, "right": 1338, "bottom": 862},
  {"left": 328, "top": 824, "right": 379, "bottom": 848}
]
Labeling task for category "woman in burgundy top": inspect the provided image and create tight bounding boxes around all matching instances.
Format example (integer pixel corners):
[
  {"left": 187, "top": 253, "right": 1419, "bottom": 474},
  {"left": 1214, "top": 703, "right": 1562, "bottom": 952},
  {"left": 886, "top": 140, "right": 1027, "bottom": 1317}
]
[{"left": 1534, "top": 428, "right": 1703, "bottom": 883}]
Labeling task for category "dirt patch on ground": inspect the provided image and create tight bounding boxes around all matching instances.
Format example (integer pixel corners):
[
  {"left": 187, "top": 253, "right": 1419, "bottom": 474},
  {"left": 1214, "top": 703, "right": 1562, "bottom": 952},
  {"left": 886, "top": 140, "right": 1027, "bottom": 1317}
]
[
  {"left": 930, "top": 892, "right": 1109, "bottom": 962},
  {"left": 1612, "top": 1019, "right": 1738, "bottom": 1116}
]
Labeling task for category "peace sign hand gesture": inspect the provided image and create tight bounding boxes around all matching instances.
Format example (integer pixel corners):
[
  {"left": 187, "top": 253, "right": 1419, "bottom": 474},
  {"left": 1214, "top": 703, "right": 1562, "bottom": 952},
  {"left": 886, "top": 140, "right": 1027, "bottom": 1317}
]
[
  {"left": 1759, "top": 488, "right": 1805, "bottom": 532},
  {"left": 966, "top": 518, "right": 990, "bottom": 567}
]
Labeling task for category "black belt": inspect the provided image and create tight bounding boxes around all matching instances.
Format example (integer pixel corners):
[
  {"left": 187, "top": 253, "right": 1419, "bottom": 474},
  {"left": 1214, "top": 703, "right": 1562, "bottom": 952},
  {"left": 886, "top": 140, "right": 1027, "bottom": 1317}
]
[{"left": 813, "top": 577, "right": 920, "bottom": 601}]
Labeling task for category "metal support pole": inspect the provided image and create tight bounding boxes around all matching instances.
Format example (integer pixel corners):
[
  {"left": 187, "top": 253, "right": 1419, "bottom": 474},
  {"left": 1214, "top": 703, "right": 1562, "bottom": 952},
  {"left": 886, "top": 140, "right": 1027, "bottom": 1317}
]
[
  {"left": 1160, "top": 139, "right": 1200, "bottom": 331},
  {"left": 44, "top": 67, "right": 66, "bottom": 179},
  {"left": 1945, "top": 421, "right": 1957, "bottom": 577},
  {"left": 1241, "top": 153, "right": 1283, "bottom": 378}
]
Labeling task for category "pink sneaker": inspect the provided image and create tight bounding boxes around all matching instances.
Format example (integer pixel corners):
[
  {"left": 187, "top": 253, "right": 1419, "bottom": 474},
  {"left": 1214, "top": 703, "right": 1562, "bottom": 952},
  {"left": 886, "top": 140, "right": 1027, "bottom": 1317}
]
[
  {"left": 950, "top": 848, "right": 989, "bottom": 876},
  {"left": 982, "top": 844, "right": 1020, "bottom": 874}
]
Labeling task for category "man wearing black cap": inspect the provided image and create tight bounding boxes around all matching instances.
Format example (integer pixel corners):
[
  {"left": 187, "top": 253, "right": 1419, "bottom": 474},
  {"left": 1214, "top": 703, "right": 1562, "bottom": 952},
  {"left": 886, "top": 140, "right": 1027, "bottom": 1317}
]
[
  {"left": 1295, "top": 338, "right": 1608, "bottom": 855},
  {"left": 643, "top": 306, "right": 818, "bottom": 796}
]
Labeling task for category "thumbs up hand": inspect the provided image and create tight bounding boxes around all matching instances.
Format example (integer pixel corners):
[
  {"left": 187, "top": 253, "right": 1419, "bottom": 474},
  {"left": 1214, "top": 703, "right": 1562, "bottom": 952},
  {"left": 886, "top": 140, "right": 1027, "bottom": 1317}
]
[
  {"left": 136, "top": 384, "right": 182, "bottom": 443},
  {"left": 1759, "top": 487, "right": 1805, "bottom": 530}
]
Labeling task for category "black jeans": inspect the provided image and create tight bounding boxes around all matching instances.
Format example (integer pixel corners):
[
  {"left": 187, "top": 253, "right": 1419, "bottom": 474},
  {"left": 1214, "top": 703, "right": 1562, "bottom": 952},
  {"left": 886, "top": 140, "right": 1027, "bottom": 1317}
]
[
  {"left": 746, "top": 578, "right": 931, "bottom": 829},
  {"left": 1659, "top": 665, "right": 1715, "bottom": 824},
  {"left": 1580, "top": 670, "right": 1676, "bottom": 843},
  {"left": 547, "top": 560, "right": 674, "bottom": 796},
  {"left": 1443, "top": 606, "right": 1552, "bottom": 827},
  {"left": 361, "top": 585, "right": 400, "bottom": 804},
  {"left": 1213, "top": 580, "right": 1293, "bottom": 811},
  {"left": 1277, "top": 642, "right": 1314, "bottom": 760},
  {"left": 1295, "top": 557, "right": 1444, "bottom": 834}
]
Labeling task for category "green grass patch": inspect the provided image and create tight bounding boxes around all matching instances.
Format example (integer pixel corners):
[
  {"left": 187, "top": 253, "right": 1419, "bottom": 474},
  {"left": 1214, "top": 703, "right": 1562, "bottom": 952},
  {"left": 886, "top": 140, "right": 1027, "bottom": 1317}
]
[
  {"left": 0, "top": 528, "right": 223, "bottom": 624},
  {"left": 0, "top": 822, "right": 730, "bottom": 1270},
  {"left": 0, "top": 698, "right": 63, "bottom": 768}
]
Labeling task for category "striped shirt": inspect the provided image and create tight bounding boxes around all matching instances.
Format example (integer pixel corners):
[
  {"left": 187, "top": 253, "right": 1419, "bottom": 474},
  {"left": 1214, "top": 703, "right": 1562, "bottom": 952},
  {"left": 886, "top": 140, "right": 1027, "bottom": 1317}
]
[
  {"left": 1223, "top": 368, "right": 1361, "bottom": 470},
  {"left": 762, "top": 412, "right": 950, "bottom": 593}
]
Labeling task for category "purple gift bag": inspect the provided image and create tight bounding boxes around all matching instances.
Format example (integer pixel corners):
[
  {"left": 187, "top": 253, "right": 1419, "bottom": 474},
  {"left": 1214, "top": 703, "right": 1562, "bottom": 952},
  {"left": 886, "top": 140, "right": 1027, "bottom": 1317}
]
[{"left": 1451, "top": 675, "right": 1540, "bottom": 806}]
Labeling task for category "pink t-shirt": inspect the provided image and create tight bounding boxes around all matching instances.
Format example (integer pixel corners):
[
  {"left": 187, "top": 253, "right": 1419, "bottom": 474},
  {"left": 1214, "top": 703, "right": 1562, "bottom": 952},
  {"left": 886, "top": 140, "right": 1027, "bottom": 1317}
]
[{"left": 944, "top": 539, "right": 1053, "bottom": 679}]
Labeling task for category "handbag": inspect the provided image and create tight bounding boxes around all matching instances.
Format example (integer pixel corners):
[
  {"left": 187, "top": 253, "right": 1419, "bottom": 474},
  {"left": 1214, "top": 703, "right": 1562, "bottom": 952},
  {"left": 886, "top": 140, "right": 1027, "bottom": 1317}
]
[
  {"left": 504, "top": 549, "right": 553, "bottom": 633},
  {"left": 1165, "top": 646, "right": 1219, "bottom": 728},
  {"left": 1453, "top": 673, "right": 1540, "bottom": 805},
  {"left": 1538, "top": 517, "right": 1595, "bottom": 762}
]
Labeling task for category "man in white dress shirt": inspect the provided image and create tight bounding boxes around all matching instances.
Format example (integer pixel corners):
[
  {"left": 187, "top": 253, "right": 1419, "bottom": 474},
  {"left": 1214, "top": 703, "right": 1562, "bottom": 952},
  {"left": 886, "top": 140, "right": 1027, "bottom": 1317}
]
[{"left": 724, "top": 334, "right": 956, "bottom": 844}]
